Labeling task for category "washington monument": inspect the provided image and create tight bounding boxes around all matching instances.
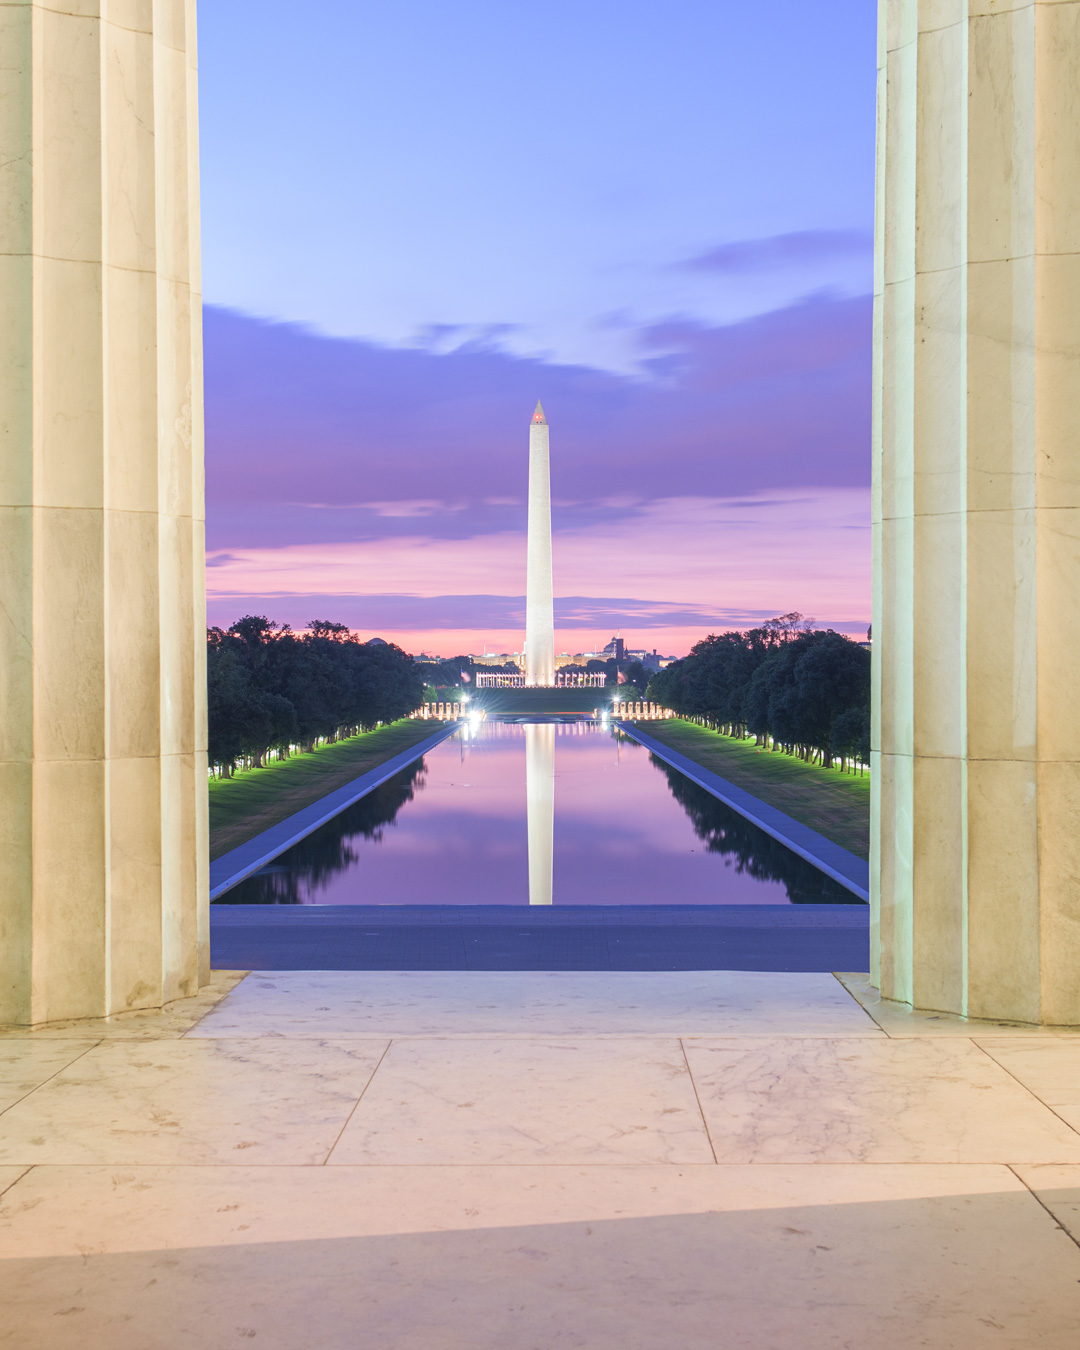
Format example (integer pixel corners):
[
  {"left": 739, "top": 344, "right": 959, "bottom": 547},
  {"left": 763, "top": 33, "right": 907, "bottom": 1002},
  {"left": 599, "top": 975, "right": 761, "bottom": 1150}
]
[{"left": 525, "top": 401, "right": 555, "bottom": 686}]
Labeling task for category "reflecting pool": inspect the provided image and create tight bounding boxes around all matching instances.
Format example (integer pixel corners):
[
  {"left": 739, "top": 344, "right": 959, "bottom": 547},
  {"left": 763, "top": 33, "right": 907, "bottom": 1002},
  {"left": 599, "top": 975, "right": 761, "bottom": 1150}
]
[{"left": 219, "top": 718, "right": 862, "bottom": 905}]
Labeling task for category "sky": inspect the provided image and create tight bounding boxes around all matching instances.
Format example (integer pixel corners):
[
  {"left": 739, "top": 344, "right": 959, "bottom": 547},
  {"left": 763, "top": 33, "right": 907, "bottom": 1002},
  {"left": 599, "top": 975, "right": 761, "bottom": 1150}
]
[{"left": 200, "top": 0, "right": 877, "bottom": 657}]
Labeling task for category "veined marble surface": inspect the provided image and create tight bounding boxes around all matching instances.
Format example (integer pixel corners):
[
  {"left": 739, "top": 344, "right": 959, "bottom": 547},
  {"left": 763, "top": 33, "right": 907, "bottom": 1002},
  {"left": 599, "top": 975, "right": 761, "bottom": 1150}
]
[
  {"left": 0, "top": 971, "right": 249, "bottom": 1040},
  {"left": 837, "top": 973, "right": 1080, "bottom": 1038},
  {"left": 0, "top": 1039, "right": 387, "bottom": 1166},
  {"left": 188, "top": 970, "right": 884, "bottom": 1039},
  {"left": 328, "top": 1037, "right": 715, "bottom": 1165},
  {"left": 0, "top": 1164, "right": 1078, "bottom": 1348},
  {"left": 0, "top": 1042, "right": 97, "bottom": 1113},
  {"left": 0, "top": 968, "right": 1077, "bottom": 1345},
  {"left": 977, "top": 1041, "right": 1080, "bottom": 1133},
  {"left": 1014, "top": 1165, "right": 1080, "bottom": 1246},
  {"left": 684, "top": 1037, "right": 1080, "bottom": 1164}
]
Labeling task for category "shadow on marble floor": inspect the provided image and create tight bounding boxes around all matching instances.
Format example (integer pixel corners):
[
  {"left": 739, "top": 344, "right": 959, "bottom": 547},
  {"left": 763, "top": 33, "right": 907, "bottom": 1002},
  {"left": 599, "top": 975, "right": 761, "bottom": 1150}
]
[
  {"left": 0, "top": 1165, "right": 1078, "bottom": 1348},
  {"left": 0, "top": 969, "right": 1079, "bottom": 1347}
]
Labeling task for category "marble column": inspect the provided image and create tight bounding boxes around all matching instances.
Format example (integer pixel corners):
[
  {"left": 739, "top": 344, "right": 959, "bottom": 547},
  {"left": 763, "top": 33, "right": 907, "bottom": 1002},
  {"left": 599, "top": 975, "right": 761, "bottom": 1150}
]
[
  {"left": 0, "top": 1, "right": 208, "bottom": 1023},
  {"left": 873, "top": 0, "right": 1080, "bottom": 1022}
]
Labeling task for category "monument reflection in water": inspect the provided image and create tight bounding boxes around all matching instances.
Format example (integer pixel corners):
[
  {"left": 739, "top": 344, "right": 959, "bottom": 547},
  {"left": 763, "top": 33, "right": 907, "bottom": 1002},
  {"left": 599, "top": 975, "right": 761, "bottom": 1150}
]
[
  {"left": 525, "top": 723, "right": 555, "bottom": 905},
  {"left": 220, "top": 719, "right": 861, "bottom": 906}
]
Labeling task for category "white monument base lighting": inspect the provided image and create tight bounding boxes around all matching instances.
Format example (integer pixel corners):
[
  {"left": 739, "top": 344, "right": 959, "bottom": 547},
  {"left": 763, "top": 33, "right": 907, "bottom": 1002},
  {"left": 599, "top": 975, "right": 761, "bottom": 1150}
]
[{"left": 525, "top": 402, "right": 555, "bottom": 686}]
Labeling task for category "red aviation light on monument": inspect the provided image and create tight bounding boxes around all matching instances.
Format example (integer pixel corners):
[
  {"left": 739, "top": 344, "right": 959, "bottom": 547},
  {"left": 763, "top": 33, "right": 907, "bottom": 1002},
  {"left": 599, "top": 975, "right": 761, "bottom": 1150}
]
[{"left": 531, "top": 400, "right": 547, "bottom": 424}]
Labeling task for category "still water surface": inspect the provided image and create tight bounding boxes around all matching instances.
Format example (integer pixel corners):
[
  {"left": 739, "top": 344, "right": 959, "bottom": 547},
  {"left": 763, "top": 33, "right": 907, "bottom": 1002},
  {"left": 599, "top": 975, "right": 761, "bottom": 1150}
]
[{"left": 221, "top": 719, "right": 860, "bottom": 906}]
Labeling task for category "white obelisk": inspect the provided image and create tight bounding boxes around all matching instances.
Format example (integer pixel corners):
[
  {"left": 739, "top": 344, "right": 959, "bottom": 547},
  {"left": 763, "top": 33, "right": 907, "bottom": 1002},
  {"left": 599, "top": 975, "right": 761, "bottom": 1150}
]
[{"left": 525, "top": 401, "right": 555, "bottom": 686}]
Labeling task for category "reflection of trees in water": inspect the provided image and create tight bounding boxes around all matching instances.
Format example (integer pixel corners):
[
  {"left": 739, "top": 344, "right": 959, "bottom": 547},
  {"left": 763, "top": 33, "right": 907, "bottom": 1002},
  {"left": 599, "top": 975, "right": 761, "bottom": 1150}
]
[
  {"left": 224, "top": 760, "right": 426, "bottom": 904},
  {"left": 652, "top": 757, "right": 863, "bottom": 904}
]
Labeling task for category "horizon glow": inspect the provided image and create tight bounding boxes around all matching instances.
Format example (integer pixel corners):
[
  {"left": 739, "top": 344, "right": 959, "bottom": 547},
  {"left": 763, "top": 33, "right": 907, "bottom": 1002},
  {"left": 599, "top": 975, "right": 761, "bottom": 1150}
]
[{"left": 199, "top": 1, "right": 876, "bottom": 658}]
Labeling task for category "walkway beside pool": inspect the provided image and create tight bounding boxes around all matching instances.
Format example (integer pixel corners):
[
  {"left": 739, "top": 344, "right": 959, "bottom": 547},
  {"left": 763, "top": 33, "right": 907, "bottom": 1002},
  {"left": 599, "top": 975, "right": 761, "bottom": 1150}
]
[
  {"left": 210, "top": 902, "right": 870, "bottom": 971},
  {"left": 0, "top": 969, "right": 1079, "bottom": 1346}
]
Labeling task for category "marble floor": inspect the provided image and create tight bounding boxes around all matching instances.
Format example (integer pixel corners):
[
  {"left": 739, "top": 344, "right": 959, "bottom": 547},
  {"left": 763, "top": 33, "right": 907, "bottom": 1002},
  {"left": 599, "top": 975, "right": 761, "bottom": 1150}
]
[{"left": 0, "top": 970, "right": 1079, "bottom": 1347}]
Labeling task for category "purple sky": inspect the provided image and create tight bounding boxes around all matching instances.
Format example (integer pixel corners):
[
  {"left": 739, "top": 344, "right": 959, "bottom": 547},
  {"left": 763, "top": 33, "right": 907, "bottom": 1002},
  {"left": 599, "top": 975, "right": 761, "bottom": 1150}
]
[{"left": 199, "top": 1, "right": 877, "bottom": 655}]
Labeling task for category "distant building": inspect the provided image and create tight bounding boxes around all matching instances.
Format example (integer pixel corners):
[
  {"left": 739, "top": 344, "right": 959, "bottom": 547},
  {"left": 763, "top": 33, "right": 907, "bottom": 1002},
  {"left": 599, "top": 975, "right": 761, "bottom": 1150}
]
[{"left": 470, "top": 651, "right": 520, "bottom": 667}]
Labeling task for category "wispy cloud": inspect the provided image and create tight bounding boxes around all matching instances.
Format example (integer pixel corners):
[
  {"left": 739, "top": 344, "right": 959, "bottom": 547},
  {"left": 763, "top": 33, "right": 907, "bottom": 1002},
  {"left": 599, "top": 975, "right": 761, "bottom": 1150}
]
[
  {"left": 205, "top": 593, "right": 741, "bottom": 633},
  {"left": 203, "top": 297, "right": 872, "bottom": 653},
  {"left": 205, "top": 489, "right": 870, "bottom": 647},
  {"left": 205, "top": 293, "right": 871, "bottom": 547},
  {"left": 412, "top": 322, "right": 525, "bottom": 354},
  {"left": 300, "top": 499, "right": 470, "bottom": 518},
  {"left": 682, "top": 230, "right": 873, "bottom": 275}
]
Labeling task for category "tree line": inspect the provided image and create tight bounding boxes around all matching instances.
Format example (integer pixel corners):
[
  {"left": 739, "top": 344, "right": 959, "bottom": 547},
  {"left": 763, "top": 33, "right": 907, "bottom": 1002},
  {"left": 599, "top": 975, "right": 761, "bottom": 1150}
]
[
  {"left": 207, "top": 617, "right": 425, "bottom": 775},
  {"left": 646, "top": 614, "right": 870, "bottom": 772}
]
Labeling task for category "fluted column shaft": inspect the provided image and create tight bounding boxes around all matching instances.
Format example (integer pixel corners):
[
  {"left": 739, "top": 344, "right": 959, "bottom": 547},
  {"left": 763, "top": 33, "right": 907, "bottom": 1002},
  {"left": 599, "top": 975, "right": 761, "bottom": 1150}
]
[
  {"left": 0, "top": 0, "right": 208, "bottom": 1023},
  {"left": 873, "top": 0, "right": 1080, "bottom": 1022}
]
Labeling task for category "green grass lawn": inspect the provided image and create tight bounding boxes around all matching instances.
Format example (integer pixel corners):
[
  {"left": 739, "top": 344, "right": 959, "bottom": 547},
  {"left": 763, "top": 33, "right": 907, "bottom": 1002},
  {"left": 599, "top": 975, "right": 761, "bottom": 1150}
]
[
  {"left": 209, "top": 719, "right": 451, "bottom": 860},
  {"left": 635, "top": 719, "right": 870, "bottom": 859}
]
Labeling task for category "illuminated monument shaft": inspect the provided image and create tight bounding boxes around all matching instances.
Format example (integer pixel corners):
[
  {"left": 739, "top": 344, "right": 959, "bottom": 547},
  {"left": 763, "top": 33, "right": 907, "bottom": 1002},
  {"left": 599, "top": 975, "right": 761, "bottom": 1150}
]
[{"left": 525, "top": 402, "right": 555, "bottom": 686}]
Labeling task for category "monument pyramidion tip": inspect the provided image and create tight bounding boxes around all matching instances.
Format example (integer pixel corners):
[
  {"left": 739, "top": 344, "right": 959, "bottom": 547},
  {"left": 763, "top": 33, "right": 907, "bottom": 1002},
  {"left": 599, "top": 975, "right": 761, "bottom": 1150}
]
[{"left": 531, "top": 400, "right": 547, "bottom": 424}]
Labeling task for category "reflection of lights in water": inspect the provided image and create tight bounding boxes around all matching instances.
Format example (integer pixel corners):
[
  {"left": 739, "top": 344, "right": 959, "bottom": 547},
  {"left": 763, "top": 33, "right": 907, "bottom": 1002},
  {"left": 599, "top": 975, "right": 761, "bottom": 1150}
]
[
  {"left": 525, "top": 722, "right": 554, "bottom": 905},
  {"left": 218, "top": 717, "right": 861, "bottom": 907}
]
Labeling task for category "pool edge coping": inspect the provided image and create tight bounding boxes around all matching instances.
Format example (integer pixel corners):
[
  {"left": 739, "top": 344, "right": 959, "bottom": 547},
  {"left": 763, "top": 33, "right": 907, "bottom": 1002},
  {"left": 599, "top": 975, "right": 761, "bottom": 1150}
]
[
  {"left": 209, "top": 722, "right": 463, "bottom": 900},
  {"left": 615, "top": 721, "right": 870, "bottom": 903}
]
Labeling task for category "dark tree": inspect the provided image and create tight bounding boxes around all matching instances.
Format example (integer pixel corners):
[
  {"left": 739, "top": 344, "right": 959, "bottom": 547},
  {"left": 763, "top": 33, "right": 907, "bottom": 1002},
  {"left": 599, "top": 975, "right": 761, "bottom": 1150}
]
[
  {"left": 647, "top": 615, "right": 870, "bottom": 772},
  {"left": 621, "top": 661, "right": 649, "bottom": 698},
  {"left": 206, "top": 617, "right": 425, "bottom": 774},
  {"left": 745, "top": 630, "right": 870, "bottom": 767}
]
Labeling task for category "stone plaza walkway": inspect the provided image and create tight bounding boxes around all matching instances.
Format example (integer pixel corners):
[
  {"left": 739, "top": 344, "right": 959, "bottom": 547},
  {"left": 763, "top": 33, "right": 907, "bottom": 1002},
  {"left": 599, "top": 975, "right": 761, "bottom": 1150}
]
[{"left": 0, "top": 970, "right": 1079, "bottom": 1346}]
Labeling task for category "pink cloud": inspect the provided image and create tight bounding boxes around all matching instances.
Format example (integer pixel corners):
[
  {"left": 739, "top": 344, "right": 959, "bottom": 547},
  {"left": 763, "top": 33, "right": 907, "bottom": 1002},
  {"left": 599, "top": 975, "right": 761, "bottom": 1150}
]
[
  {"left": 206, "top": 489, "right": 869, "bottom": 655},
  {"left": 205, "top": 293, "right": 870, "bottom": 540},
  {"left": 203, "top": 294, "right": 872, "bottom": 655}
]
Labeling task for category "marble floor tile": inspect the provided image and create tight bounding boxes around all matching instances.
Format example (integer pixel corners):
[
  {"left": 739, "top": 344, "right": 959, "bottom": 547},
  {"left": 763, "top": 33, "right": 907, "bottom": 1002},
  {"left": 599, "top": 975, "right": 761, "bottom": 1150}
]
[
  {"left": 0, "top": 1164, "right": 1077, "bottom": 1348},
  {"left": 0, "top": 1168, "right": 28, "bottom": 1200},
  {"left": 976, "top": 1040, "right": 1080, "bottom": 1130},
  {"left": 836, "top": 973, "right": 1080, "bottom": 1038},
  {"left": 0, "top": 971, "right": 250, "bottom": 1040},
  {"left": 0, "top": 1042, "right": 97, "bottom": 1113},
  {"left": 684, "top": 1038, "right": 1080, "bottom": 1163},
  {"left": 330, "top": 1037, "right": 714, "bottom": 1164},
  {"left": 0, "top": 1039, "right": 387, "bottom": 1165},
  {"left": 190, "top": 970, "right": 883, "bottom": 1039},
  {"left": 1012, "top": 1165, "right": 1080, "bottom": 1245}
]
